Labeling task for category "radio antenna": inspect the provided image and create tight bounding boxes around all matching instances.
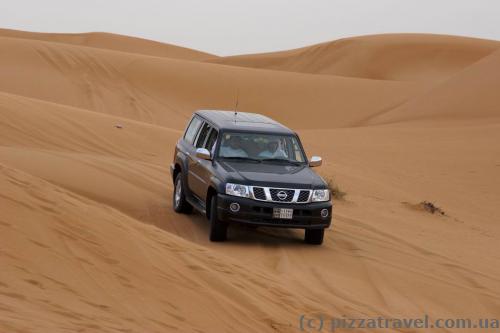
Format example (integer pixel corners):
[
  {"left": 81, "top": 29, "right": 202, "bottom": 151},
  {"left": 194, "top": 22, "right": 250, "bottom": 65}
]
[{"left": 233, "top": 89, "right": 239, "bottom": 123}]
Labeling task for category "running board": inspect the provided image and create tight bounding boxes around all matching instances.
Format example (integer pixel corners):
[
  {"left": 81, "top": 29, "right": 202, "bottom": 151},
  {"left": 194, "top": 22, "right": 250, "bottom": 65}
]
[{"left": 186, "top": 195, "right": 206, "bottom": 215}]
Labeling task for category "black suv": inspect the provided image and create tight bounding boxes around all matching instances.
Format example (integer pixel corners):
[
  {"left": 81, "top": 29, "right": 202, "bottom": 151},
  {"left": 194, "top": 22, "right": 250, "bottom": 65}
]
[{"left": 170, "top": 110, "right": 332, "bottom": 245}]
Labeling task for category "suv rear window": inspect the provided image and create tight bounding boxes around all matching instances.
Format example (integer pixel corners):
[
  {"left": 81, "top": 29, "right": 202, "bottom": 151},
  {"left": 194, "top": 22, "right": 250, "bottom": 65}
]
[{"left": 184, "top": 117, "right": 202, "bottom": 144}]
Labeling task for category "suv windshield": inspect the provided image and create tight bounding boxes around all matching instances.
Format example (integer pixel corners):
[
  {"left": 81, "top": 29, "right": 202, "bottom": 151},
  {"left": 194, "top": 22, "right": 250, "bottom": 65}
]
[{"left": 217, "top": 132, "right": 306, "bottom": 164}]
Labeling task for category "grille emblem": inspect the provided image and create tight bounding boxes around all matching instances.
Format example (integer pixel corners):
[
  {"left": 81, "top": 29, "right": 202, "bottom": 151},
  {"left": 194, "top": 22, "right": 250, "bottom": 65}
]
[{"left": 277, "top": 191, "right": 288, "bottom": 200}]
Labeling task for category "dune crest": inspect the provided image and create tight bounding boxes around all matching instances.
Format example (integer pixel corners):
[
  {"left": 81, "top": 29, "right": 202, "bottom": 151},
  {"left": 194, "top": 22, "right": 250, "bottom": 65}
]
[
  {"left": 209, "top": 34, "right": 500, "bottom": 82},
  {"left": 0, "top": 28, "right": 215, "bottom": 60}
]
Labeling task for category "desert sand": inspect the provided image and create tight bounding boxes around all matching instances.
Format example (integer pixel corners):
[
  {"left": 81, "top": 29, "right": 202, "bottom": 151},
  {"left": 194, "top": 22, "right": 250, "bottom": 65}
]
[{"left": 0, "top": 28, "right": 499, "bottom": 332}]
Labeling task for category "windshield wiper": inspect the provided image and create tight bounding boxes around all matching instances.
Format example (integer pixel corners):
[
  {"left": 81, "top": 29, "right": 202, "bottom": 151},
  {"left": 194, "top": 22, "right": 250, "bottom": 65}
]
[
  {"left": 260, "top": 158, "right": 302, "bottom": 165},
  {"left": 222, "top": 156, "right": 262, "bottom": 163}
]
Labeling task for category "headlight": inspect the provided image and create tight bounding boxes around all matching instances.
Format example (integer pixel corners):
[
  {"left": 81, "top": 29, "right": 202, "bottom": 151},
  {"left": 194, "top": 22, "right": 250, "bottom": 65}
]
[
  {"left": 225, "top": 183, "right": 250, "bottom": 198},
  {"left": 312, "top": 189, "right": 330, "bottom": 202}
]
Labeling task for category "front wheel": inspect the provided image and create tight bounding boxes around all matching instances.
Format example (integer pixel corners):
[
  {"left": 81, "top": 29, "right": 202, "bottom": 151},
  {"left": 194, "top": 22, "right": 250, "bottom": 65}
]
[
  {"left": 304, "top": 228, "right": 324, "bottom": 245},
  {"left": 209, "top": 196, "right": 228, "bottom": 242}
]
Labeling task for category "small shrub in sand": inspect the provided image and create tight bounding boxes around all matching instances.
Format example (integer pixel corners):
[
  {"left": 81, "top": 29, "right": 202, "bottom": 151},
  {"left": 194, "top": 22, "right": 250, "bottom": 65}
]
[
  {"left": 419, "top": 201, "right": 445, "bottom": 215},
  {"left": 404, "top": 201, "right": 445, "bottom": 215}
]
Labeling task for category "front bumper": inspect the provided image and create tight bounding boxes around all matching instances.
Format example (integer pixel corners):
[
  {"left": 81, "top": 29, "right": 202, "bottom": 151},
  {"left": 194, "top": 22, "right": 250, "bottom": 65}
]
[{"left": 217, "top": 194, "right": 332, "bottom": 229}]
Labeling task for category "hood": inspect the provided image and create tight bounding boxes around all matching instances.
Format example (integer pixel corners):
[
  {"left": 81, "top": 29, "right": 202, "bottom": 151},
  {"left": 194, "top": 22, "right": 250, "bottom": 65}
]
[{"left": 215, "top": 160, "right": 326, "bottom": 189}]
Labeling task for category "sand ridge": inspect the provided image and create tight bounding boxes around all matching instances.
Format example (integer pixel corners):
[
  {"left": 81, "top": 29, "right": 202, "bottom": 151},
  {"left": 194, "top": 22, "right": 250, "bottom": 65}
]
[
  {"left": 0, "top": 28, "right": 215, "bottom": 60},
  {"left": 208, "top": 33, "right": 500, "bottom": 82}
]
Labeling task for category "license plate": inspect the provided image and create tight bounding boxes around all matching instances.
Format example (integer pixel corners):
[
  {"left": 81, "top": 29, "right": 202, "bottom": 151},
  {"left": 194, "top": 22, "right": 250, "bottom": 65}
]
[{"left": 273, "top": 208, "right": 293, "bottom": 219}]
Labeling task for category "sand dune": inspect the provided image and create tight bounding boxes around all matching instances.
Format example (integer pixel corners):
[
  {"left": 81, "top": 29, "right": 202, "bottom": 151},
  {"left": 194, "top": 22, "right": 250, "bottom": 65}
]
[
  {"left": 0, "top": 35, "right": 424, "bottom": 129},
  {"left": 209, "top": 34, "right": 500, "bottom": 82},
  {"left": 1, "top": 30, "right": 500, "bottom": 332}
]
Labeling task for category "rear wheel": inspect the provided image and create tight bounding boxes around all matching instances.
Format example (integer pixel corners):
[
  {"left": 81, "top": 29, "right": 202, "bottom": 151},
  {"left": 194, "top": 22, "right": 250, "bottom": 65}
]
[
  {"left": 304, "top": 228, "right": 324, "bottom": 245},
  {"left": 173, "top": 173, "right": 192, "bottom": 213},
  {"left": 209, "top": 195, "right": 228, "bottom": 242}
]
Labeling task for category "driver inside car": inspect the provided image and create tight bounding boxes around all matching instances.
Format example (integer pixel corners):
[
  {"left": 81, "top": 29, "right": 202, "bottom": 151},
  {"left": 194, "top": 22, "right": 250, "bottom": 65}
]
[{"left": 219, "top": 135, "right": 248, "bottom": 157}]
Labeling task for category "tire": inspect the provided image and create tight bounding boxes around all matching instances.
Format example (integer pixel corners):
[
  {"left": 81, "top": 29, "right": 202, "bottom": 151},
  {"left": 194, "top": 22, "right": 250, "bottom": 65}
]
[
  {"left": 209, "top": 195, "right": 227, "bottom": 242},
  {"left": 173, "top": 173, "right": 193, "bottom": 214},
  {"left": 304, "top": 228, "right": 324, "bottom": 245}
]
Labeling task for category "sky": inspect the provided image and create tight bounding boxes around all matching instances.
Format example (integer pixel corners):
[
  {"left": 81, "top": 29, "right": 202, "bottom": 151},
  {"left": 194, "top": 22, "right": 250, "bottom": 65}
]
[{"left": 2, "top": 0, "right": 500, "bottom": 56}]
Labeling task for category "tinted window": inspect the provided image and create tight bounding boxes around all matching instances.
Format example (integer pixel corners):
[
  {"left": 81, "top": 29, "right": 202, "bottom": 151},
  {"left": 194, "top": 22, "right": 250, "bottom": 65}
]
[
  {"left": 184, "top": 117, "right": 202, "bottom": 144},
  {"left": 195, "top": 122, "right": 211, "bottom": 148},
  {"left": 205, "top": 128, "right": 218, "bottom": 152}
]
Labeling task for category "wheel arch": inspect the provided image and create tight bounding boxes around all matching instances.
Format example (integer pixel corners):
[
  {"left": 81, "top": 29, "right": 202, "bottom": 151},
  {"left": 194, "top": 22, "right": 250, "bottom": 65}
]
[
  {"left": 172, "top": 163, "right": 182, "bottom": 182},
  {"left": 205, "top": 186, "right": 218, "bottom": 219}
]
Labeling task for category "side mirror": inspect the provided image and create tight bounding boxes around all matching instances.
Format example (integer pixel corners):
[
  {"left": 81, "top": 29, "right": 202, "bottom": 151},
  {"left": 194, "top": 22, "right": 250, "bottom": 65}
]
[
  {"left": 196, "top": 148, "right": 211, "bottom": 160},
  {"left": 309, "top": 156, "right": 322, "bottom": 167}
]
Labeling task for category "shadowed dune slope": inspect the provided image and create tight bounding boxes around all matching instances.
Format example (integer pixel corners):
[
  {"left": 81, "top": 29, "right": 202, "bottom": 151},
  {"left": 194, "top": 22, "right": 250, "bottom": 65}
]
[
  {"left": 0, "top": 28, "right": 214, "bottom": 60},
  {"left": 366, "top": 49, "right": 500, "bottom": 124},
  {"left": 208, "top": 34, "right": 500, "bottom": 82},
  {"left": 0, "top": 91, "right": 179, "bottom": 163}
]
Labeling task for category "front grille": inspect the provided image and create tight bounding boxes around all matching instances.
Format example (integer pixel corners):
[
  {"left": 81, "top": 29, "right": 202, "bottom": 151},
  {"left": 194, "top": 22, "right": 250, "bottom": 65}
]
[
  {"left": 250, "top": 187, "right": 312, "bottom": 203},
  {"left": 252, "top": 187, "right": 266, "bottom": 200},
  {"left": 269, "top": 189, "right": 294, "bottom": 202},
  {"left": 297, "top": 190, "right": 310, "bottom": 202}
]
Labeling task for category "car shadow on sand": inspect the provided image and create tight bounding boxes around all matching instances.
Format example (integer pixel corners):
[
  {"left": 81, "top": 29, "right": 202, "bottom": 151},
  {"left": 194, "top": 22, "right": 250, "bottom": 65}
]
[{"left": 148, "top": 198, "right": 319, "bottom": 247}]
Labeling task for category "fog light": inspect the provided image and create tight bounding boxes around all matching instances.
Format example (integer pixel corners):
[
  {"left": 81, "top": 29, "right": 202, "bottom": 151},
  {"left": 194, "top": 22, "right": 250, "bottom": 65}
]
[
  {"left": 320, "top": 209, "right": 329, "bottom": 218},
  {"left": 229, "top": 202, "right": 240, "bottom": 213}
]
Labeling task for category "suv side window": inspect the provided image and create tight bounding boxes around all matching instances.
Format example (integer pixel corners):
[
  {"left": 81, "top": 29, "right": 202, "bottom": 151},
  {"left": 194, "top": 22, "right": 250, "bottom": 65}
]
[
  {"left": 195, "top": 122, "right": 211, "bottom": 148},
  {"left": 184, "top": 116, "right": 202, "bottom": 144},
  {"left": 205, "top": 128, "right": 218, "bottom": 153},
  {"left": 292, "top": 140, "right": 305, "bottom": 162}
]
